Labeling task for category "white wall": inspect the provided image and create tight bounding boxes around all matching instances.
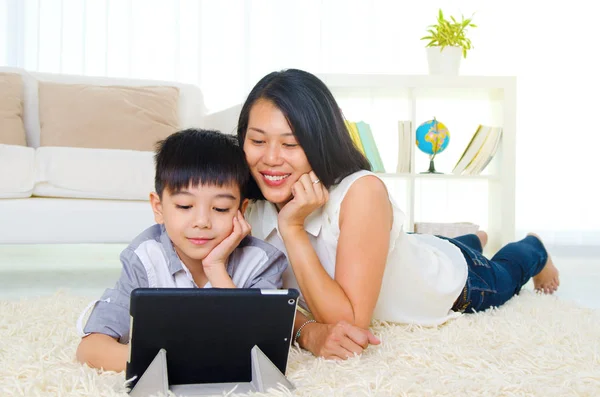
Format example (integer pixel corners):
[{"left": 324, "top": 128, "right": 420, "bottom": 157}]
[{"left": 2, "top": 0, "right": 598, "bottom": 249}]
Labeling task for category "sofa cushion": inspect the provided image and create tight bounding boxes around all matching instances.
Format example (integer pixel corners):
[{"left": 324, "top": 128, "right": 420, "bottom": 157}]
[
  {"left": 38, "top": 82, "right": 180, "bottom": 151},
  {"left": 0, "top": 73, "right": 27, "bottom": 146},
  {"left": 34, "top": 147, "right": 155, "bottom": 200},
  {"left": 0, "top": 144, "right": 35, "bottom": 198}
]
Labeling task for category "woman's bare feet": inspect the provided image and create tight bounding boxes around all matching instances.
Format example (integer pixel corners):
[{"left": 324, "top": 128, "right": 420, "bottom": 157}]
[
  {"left": 476, "top": 230, "right": 488, "bottom": 249},
  {"left": 528, "top": 233, "right": 560, "bottom": 294}
]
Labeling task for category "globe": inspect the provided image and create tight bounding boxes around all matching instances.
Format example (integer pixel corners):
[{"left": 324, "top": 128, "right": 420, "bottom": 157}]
[
  {"left": 415, "top": 119, "right": 450, "bottom": 155},
  {"left": 415, "top": 118, "right": 450, "bottom": 173}
]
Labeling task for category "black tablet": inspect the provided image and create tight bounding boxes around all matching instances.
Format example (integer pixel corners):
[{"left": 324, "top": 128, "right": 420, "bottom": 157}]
[{"left": 126, "top": 288, "right": 299, "bottom": 388}]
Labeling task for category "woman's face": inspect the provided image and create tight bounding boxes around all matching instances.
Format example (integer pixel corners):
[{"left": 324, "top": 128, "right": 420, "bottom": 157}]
[{"left": 243, "top": 99, "right": 312, "bottom": 208}]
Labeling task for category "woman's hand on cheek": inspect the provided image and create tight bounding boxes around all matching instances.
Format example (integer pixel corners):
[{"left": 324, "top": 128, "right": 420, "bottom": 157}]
[
  {"left": 299, "top": 320, "right": 381, "bottom": 360},
  {"left": 278, "top": 171, "right": 329, "bottom": 233}
]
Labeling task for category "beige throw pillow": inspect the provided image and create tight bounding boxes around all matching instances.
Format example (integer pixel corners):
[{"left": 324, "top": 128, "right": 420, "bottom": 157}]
[
  {"left": 39, "top": 82, "right": 180, "bottom": 151},
  {"left": 0, "top": 73, "right": 27, "bottom": 146}
]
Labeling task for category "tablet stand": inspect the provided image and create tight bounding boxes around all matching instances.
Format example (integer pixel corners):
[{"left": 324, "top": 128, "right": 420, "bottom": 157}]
[{"left": 129, "top": 345, "right": 295, "bottom": 397}]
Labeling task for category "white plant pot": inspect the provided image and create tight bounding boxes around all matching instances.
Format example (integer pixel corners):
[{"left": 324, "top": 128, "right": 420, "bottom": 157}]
[{"left": 426, "top": 46, "right": 462, "bottom": 75}]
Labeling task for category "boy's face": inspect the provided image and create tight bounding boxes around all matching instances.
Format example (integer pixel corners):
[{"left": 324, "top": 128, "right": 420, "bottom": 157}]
[{"left": 150, "top": 182, "right": 249, "bottom": 267}]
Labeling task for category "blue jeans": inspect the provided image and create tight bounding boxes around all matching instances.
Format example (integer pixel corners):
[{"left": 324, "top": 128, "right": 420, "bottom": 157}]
[{"left": 439, "top": 234, "right": 548, "bottom": 313}]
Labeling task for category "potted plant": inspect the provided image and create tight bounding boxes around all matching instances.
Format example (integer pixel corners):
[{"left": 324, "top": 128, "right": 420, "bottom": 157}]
[{"left": 421, "top": 9, "right": 476, "bottom": 75}]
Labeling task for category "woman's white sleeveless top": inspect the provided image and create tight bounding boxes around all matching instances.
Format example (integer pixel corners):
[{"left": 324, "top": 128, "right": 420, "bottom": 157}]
[{"left": 246, "top": 170, "right": 467, "bottom": 326}]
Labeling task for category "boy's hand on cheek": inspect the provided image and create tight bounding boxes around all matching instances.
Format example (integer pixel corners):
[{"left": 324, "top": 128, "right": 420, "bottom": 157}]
[{"left": 202, "top": 210, "right": 251, "bottom": 285}]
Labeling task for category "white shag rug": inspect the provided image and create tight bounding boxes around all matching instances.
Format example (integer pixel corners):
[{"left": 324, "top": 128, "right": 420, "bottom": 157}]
[{"left": 1, "top": 290, "right": 600, "bottom": 397}]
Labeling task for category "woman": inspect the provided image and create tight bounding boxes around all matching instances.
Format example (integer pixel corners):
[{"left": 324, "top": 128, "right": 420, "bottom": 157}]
[{"left": 238, "top": 69, "right": 560, "bottom": 360}]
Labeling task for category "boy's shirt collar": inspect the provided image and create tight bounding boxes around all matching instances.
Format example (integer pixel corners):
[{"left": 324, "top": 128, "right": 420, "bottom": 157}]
[{"left": 159, "top": 224, "right": 184, "bottom": 276}]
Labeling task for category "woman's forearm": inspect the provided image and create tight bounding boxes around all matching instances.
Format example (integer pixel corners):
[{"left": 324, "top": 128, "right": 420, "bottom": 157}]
[
  {"left": 281, "top": 226, "right": 357, "bottom": 326},
  {"left": 293, "top": 310, "right": 314, "bottom": 346}
]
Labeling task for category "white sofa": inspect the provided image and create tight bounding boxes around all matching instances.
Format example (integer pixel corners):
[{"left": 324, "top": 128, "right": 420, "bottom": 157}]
[{"left": 0, "top": 68, "right": 240, "bottom": 244}]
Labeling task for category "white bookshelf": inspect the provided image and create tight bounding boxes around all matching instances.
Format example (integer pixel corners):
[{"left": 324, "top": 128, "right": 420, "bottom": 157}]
[{"left": 318, "top": 74, "right": 517, "bottom": 254}]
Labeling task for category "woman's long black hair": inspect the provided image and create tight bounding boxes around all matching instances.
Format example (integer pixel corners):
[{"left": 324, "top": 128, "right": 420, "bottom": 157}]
[{"left": 237, "top": 69, "right": 371, "bottom": 200}]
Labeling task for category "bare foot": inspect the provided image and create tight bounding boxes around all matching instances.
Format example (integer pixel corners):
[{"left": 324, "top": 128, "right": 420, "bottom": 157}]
[
  {"left": 476, "top": 230, "right": 488, "bottom": 249},
  {"left": 528, "top": 233, "right": 560, "bottom": 294}
]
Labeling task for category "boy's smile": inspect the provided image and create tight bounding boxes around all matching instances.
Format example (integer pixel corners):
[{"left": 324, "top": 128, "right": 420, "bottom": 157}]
[
  {"left": 150, "top": 182, "right": 248, "bottom": 271},
  {"left": 188, "top": 237, "right": 213, "bottom": 245}
]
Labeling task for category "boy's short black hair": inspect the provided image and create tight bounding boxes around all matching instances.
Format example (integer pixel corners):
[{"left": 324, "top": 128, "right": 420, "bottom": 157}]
[{"left": 154, "top": 128, "right": 250, "bottom": 200}]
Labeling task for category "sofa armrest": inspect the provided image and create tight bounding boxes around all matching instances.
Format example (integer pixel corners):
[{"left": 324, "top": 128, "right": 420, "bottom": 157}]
[{"left": 202, "top": 103, "right": 243, "bottom": 136}]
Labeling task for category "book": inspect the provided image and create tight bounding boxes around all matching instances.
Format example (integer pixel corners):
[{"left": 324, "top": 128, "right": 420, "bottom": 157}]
[
  {"left": 355, "top": 121, "right": 385, "bottom": 173},
  {"left": 452, "top": 125, "right": 493, "bottom": 175},
  {"left": 344, "top": 120, "right": 366, "bottom": 155},
  {"left": 396, "top": 120, "right": 412, "bottom": 173},
  {"left": 464, "top": 127, "right": 502, "bottom": 175}
]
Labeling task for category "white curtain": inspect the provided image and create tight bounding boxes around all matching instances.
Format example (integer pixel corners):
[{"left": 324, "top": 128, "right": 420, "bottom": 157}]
[{"left": 2, "top": 0, "right": 598, "bottom": 250}]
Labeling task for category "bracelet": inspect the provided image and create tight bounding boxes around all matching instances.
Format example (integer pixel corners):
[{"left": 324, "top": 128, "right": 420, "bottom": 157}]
[{"left": 294, "top": 319, "right": 316, "bottom": 344}]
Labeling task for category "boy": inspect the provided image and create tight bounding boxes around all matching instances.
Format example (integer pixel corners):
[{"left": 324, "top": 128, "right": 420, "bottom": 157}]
[{"left": 76, "top": 129, "right": 288, "bottom": 372}]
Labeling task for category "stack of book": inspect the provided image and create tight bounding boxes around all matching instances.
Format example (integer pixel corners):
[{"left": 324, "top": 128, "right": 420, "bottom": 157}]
[
  {"left": 452, "top": 125, "right": 503, "bottom": 175},
  {"left": 343, "top": 120, "right": 501, "bottom": 176},
  {"left": 344, "top": 120, "right": 385, "bottom": 173}
]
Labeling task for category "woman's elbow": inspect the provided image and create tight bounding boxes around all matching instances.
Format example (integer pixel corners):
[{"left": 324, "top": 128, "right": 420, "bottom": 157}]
[
  {"left": 323, "top": 308, "right": 371, "bottom": 329},
  {"left": 326, "top": 316, "right": 371, "bottom": 330},
  {"left": 348, "top": 307, "right": 373, "bottom": 330},
  {"left": 354, "top": 318, "right": 372, "bottom": 330}
]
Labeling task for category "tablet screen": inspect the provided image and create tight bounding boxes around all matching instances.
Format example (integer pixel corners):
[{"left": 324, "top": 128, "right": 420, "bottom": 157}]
[{"left": 126, "top": 288, "right": 298, "bottom": 387}]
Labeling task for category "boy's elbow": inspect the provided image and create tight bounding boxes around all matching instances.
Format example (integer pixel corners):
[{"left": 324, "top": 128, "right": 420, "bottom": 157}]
[
  {"left": 75, "top": 333, "right": 127, "bottom": 372},
  {"left": 76, "top": 337, "right": 92, "bottom": 366},
  {"left": 76, "top": 335, "right": 105, "bottom": 368}
]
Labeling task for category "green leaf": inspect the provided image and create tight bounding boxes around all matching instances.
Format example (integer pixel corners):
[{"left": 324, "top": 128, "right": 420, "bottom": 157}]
[{"left": 423, "top": 8, "right": 476, "bottom": 55}]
